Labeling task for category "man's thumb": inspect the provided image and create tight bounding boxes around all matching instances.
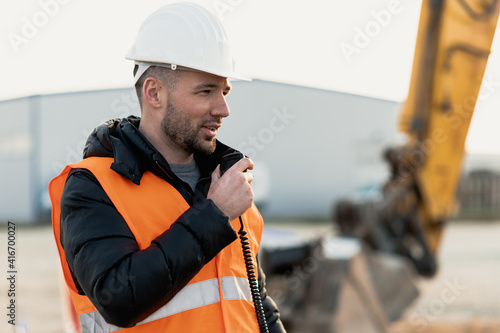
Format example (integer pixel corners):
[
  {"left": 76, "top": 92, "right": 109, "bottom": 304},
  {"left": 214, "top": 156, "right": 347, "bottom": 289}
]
[{"left": 212, "top": 164, "right": 222, "bottom": 181}]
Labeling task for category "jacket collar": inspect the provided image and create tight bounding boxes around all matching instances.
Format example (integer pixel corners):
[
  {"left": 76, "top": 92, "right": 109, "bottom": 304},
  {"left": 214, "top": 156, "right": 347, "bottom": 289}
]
[{"left": 83, "top": 116, "right": 238, "bottom": 186}]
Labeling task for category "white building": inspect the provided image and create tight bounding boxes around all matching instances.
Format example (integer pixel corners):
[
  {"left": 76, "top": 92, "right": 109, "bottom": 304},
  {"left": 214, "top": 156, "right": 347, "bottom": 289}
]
[{"left": 0, "top": 80, "right": 401, "bottom": 223}]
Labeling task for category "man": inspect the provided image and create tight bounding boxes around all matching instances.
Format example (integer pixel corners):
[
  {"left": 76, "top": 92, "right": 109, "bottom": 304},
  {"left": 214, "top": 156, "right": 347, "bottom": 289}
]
[{"left": 49, "top": 2, "right": 286, "bottom": 332}]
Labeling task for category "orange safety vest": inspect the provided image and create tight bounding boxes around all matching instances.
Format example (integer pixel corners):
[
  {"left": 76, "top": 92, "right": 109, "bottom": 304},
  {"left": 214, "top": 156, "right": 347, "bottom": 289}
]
[{"left": 49, "top": 157, "right": 263, "bottom": 332}]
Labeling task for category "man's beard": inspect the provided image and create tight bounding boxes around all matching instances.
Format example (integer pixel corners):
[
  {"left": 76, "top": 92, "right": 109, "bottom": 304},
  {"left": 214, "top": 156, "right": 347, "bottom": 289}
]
[{"left": 161, "top": 101, "right": 217, "bottom": 155}]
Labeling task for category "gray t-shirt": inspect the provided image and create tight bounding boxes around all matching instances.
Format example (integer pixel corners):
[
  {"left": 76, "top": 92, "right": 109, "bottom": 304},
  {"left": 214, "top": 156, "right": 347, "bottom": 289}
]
[{"left": 169, "top": 160, "right": 201, "bottom": 192}]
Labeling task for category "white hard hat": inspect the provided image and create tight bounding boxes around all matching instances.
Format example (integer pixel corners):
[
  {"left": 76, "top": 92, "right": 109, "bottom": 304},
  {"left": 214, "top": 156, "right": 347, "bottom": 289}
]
[{"left": 125, "top": 2, "right": 250, "bottom": 83}]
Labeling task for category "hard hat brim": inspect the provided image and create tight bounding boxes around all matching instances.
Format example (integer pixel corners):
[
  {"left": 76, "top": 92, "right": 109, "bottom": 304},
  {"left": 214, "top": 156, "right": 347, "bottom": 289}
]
[{"left": 129, "top": 60, "right": 252, "bottom": 84}]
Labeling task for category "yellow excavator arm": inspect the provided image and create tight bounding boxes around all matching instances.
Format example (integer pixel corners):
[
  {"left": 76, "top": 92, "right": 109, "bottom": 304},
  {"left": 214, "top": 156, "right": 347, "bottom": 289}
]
[
  {"left": 335, "top": 0, "right": 500, "bottom": 277},
  {"left": 400, "top": 0, "right": 499, "bottom": 254}
]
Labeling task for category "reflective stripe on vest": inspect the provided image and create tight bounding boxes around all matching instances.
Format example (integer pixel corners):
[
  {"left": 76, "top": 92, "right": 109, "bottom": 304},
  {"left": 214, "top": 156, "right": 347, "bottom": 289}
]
[{"left": 79, "top": 277, "right": 252, "bottom": 332}]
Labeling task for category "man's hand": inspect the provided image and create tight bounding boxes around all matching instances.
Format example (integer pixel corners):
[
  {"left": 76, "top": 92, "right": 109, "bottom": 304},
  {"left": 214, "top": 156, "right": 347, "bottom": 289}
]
[{"left": 207, "top": 158, "right": 254, "bottom": 221}]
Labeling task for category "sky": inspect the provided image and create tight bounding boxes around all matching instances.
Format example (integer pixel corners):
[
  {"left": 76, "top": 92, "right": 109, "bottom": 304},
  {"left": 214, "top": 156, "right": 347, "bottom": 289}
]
[{"left": 1, "top": 0, "right": 500, "bottom": 154}]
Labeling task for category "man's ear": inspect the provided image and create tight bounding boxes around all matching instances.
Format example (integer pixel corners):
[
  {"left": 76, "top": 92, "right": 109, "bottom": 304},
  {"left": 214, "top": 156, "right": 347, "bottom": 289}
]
[{"left": 142, "top": 77, "right": 165, "bottom": 108}]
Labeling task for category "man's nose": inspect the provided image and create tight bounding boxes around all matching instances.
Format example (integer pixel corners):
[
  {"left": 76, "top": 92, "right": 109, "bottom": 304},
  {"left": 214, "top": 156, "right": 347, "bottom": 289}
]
[{"left": 212, "top": 96, "right": 230, "bottom": 118}]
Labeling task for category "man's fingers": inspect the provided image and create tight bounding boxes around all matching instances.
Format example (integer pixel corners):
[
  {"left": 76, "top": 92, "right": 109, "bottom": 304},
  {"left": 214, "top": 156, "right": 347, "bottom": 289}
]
[
  {"left": 217, "top": 157, "right": 254, "bottom": 184},
  {"left": 232, "top": 157, "right": 254, "bottom": 172},
  {"left": 245, "top": 171, "right": 254, "bottom": 183}
]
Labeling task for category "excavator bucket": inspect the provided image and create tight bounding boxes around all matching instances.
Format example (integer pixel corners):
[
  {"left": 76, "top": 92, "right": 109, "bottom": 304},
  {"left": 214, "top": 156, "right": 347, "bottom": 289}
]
[{"left": 261, "top": 228, "right": 419, "bottom": 333}]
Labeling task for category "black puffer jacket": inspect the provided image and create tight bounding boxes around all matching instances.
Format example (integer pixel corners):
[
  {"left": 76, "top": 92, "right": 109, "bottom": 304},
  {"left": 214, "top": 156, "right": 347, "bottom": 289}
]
[{"left": 60, "top": 116, "right": 285, "bottom": 331}]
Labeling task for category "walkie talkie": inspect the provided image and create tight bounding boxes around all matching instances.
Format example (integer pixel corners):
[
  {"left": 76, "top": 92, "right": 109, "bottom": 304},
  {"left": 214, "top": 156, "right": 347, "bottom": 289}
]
[
  {"left": 220, "top": 152, "right": 247, "bottom": 175},
  {"left": 220, "top": 152, "right": 269, "bottom": 333}
]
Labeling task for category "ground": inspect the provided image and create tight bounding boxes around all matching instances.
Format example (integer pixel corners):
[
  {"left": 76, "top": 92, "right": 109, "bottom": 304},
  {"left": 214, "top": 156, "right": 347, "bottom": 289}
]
[
  {"left": 0, "top": 220, "right": 499, "bottom": 332},
  {"left": 391, "top": 220, "right": 500, "bottom": 333}
]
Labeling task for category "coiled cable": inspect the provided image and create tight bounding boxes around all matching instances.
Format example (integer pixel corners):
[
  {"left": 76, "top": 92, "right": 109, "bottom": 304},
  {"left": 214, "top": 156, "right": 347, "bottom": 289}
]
[
  {"left": 239, "top": 216, "right": 269, "bottom": 333},
  {"left": 219, "top": 151, "right": 269, "bottom": 332}
]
